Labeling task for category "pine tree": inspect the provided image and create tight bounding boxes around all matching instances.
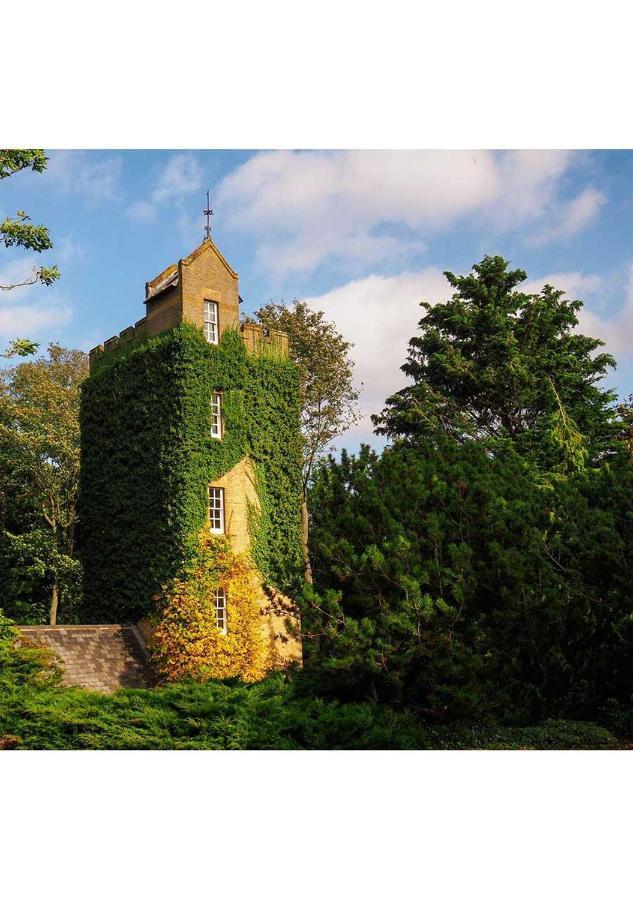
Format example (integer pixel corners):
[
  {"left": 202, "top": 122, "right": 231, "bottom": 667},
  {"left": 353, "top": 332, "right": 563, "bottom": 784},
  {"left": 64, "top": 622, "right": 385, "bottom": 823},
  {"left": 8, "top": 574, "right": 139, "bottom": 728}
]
[{"left": 374, "top": 256, "right": 618, "bottom": 469}]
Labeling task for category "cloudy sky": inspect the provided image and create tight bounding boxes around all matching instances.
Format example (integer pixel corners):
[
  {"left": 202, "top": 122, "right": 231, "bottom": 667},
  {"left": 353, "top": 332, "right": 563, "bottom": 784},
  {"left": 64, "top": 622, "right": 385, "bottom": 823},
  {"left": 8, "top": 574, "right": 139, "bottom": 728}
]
[{"left": 3, "top": 149, "right": 633, "bottom": 448}]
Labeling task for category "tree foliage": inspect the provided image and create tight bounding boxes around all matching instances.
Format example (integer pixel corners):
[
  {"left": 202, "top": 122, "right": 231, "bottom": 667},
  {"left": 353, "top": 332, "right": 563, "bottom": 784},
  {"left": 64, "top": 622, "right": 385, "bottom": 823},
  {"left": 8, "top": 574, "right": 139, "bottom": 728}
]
[
  {"left": 1, "top": 149, "right": 61, "bottom": 356},
  {"left": 251, "top": 301, "right": 360, "bottom": 488},
  {"left": 0, "top": 609, "right": 617, "bottom": 748},
  {"left": 303, "top": 256, "right": 633, "bottom": 726},
  {"left": 0, "top": 150, "right": 48, "bottom": 179},
  {"left": 79, "top": 323, "right": 303, "bottom": 622},
  {"left": 374, "top": 256, "right": 618, "bottom": 468},
  {"left": 250, "top": 300, "right": 360, "bottom": 581},
  {"left": 0, "top": 345, "right": 88, "bottom": 623}
]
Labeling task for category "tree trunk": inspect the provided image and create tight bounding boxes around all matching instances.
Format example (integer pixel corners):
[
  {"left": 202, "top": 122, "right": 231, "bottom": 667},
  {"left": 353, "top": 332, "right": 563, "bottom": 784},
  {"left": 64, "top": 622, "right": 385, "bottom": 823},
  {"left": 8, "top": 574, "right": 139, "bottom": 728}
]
[
  {"left": 301, "top": 494, "right": 313, "bottom": 584},
  {"left": 49, "top": 579, "right": 59, "bottom": 626}
]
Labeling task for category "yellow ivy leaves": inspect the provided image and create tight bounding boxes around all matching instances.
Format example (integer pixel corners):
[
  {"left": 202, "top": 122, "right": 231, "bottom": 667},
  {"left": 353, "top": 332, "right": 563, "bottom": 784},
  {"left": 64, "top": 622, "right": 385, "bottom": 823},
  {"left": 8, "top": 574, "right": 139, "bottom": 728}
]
[{"left": 150, "top": 533, "right": 271, "bottom": 683}]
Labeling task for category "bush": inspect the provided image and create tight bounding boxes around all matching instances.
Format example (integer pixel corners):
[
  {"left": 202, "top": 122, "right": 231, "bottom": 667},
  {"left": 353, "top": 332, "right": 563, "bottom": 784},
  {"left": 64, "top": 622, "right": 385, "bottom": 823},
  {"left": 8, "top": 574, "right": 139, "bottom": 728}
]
[{"left": 0, "top": 623, "right": 620, "bottom": 750}]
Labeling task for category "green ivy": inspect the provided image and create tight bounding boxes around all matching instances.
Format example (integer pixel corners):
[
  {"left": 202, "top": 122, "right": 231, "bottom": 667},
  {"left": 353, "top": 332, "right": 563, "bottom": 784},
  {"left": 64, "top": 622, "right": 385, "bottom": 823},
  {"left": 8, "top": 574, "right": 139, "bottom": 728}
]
[{"left": 78, "top": 323, "right": 303, "bottom": 622}]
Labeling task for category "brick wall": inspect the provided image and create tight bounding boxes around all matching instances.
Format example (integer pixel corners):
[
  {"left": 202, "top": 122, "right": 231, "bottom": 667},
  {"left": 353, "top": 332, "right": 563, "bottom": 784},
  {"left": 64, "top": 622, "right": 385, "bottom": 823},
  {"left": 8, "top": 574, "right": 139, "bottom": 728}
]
[
  {"left": 145, "top": 284, "right": 182, "bottom": 337},
  {"left": 89, "top": 239, "right": 290, "bottom": 370}
]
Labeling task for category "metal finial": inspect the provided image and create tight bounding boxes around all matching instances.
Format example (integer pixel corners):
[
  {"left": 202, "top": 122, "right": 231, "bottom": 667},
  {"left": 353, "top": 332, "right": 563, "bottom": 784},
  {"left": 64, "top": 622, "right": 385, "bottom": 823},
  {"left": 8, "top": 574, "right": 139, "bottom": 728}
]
[{"left": 203, "top": 189, "right": 214, "bottom": 239}]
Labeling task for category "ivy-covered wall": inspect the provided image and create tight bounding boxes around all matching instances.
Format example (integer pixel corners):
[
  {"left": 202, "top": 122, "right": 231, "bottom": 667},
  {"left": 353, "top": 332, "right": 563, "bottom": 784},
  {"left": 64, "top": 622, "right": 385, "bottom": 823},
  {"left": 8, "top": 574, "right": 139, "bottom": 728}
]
[{"left": 78, "top": 323, "right": 303, "bottom": 623}]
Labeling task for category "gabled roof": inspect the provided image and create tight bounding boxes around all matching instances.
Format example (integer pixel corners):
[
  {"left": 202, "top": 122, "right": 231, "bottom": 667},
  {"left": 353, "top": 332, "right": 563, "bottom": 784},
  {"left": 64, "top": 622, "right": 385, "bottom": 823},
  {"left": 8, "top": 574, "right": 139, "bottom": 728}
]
[{"left": 145, "top": 238, "right": 237, "bottom": 303}]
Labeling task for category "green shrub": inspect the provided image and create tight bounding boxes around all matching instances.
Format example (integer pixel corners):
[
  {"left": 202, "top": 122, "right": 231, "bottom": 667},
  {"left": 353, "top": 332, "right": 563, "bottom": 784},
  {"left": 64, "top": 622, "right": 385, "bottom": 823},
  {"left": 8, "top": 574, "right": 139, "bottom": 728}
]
[{"left": 0, "top": 626, "right": 620, "bottom": 750}]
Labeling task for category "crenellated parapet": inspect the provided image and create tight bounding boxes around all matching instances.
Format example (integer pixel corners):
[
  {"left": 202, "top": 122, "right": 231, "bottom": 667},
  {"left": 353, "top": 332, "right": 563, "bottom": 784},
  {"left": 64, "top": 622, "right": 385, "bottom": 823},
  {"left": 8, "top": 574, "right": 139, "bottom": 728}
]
[
  {"left": 89, "top": 317, "right": 289, "bottom": 372},
  {"left": 89, "top": 317, "right": 149, "bottom": 371},
  {"left": 240, "top": 322, "right": 289, "bottom": 356}
]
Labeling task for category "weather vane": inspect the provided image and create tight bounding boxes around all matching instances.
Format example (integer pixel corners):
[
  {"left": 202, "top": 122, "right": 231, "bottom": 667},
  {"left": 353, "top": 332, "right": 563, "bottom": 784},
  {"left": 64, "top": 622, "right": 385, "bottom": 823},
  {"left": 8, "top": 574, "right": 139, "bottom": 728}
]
[{"left": 203, "top": 189, "right": 214, "bottom": 239}]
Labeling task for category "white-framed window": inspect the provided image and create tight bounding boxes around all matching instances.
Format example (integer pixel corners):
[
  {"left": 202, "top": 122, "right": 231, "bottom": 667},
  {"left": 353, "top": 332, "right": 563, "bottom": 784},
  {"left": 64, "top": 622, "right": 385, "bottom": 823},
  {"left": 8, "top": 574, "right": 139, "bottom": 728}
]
[
  {"left": 209, "top": 486, "right": 225, "bottom": 533},
  {"left": 211, "top": 391, "right": 222, "bottom": 439},
  {"left": 214, "top": 587, "right": 227, "bottom": 633},
  {"left": 204, "top": 300, "right": 219, "bottom": 345}
]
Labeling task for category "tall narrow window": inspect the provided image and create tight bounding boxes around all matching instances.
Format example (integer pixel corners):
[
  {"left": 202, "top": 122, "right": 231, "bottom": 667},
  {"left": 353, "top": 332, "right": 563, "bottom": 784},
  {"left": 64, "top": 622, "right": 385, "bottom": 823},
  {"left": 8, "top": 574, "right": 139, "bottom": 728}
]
[
  {"left": 209, "top": 487, "right": 225, "bottom": 533},
  {"left": 204, "top": 300, "right": 219, "bottom": 344},
  {"left": 211, "top": 391, "right": 222, "bottom": 439},
  {"left": 214, "top": 587, "right": 227, "bottom": 633}
]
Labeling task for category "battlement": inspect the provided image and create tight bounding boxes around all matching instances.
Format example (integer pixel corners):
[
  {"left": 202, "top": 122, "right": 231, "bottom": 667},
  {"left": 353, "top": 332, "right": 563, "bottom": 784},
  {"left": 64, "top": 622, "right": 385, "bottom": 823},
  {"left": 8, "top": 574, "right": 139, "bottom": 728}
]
[
  {"left": 240, "top": 321, "right": 289, "bottom": 356},
  {"left": 89, "top": 319, "right": 289, "bottom": 371},
  {"left": 89, "top": 316, "right": 149, "bottom": 370}
]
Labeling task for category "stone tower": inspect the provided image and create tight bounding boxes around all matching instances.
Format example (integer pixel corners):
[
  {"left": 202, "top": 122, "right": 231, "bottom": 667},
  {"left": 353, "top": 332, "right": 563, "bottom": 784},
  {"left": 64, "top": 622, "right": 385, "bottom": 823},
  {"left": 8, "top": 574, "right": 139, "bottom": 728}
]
[{"left": 80, "top": 238, "right": 303, "bottom": 667}]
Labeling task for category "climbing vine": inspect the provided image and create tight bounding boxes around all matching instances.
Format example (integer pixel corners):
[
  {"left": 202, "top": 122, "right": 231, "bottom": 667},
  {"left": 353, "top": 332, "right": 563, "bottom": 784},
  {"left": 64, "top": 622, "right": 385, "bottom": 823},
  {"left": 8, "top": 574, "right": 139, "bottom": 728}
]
[
  {"left": 150, "top": 533, "right": 271, "bottom": 683},
  {"left": 79, "top": 323, "right": 303, "bottom": 623}
]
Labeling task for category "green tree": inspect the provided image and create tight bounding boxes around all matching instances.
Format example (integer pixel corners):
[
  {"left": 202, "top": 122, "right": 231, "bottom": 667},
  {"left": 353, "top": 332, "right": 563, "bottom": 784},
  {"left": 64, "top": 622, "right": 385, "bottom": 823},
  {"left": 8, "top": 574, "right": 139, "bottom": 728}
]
[
  {"left": 250, "top": 300, "right": 359, "bottom": 582},
  {"left": 1, "top": 149, "right": 60, "bottom": 358},
  {"left": 304, "top": 255, "right": 633, "bottom": 723},
  {"left": 374, "top": 256, "right": 618, "bottom": 469},
  {"left": 306, "top": 441, "right": 548, "bottom": 714},
  {"left": 307, "top": 439, "right": 633, "bottom": 721},
  {"left": 0, "top": 345, "right": 88, "bottom": 624}
]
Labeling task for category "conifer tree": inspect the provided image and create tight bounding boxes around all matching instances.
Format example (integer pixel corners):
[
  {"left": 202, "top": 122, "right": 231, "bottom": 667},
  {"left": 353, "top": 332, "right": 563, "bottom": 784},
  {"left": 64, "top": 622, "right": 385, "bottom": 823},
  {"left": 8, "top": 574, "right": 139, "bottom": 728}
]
[{"left": 374, "top": 256, "right": 618, "bottom": 469}]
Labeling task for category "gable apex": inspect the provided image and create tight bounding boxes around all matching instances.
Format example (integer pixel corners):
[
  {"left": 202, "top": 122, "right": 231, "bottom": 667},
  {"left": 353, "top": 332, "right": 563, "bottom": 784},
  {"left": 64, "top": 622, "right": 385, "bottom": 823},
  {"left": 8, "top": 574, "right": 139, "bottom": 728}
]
[{"left": 181, "top": 238, "right": 238, "bottom": 280}]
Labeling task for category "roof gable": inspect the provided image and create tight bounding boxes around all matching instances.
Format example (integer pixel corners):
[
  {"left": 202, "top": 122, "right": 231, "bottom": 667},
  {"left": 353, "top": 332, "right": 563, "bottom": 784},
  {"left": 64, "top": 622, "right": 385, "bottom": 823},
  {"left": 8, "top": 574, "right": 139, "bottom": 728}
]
[
  {"left": 145, "top": 239, "right": 237, "bottom": 302},
  {"left": 181, "top": 238, "right": 238, "bottom": 279}
]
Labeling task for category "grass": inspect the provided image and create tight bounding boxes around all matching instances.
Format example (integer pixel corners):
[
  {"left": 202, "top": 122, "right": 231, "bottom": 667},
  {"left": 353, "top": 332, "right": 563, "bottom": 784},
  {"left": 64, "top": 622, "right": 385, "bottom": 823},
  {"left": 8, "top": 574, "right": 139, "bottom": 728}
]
[{"left": 0, "top": 627, "right": 619, "bottom": 750}]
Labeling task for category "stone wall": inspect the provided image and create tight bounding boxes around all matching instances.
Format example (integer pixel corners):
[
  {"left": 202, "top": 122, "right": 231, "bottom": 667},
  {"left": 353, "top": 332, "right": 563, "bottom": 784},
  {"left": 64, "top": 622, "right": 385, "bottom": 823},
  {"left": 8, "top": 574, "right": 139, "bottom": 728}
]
[
  {"left": 209, "top": 457, "right": 259, "bottom": 555},
  {"left": 180, "top": 241, "right": 240, "bottom": 337},
  {"left": 18, "top": 625, "right": 150, "bottom": 692}
]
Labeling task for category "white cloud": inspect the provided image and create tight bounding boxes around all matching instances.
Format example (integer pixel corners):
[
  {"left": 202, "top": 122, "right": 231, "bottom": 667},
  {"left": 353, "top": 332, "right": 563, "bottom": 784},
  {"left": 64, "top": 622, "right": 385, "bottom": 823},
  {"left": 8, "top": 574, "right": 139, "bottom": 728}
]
[
  {"left": 528, "top": 186, "right": 607, "bottom": 245},
  {"left": 217, "top": 150, "right": 605, "bottom": 279},
  {"left": 152, "top": 154, "right": 203, "bottom": 203},
  {"left": 56, "top": 236, "right": 87, "bottom": 263},
  {"left": 523, "top": 270, "right": 603, "bottom": 299},
  {"left": 125, "top": 200, "right": 157, "bottom": 223},
  {"left": 0, "top": 297, "right": 72, "bottom": 338},
  {"left": 47, "top": 151, "right": 123, "bottom": 203},
  {"left": 305, "top": 268, "right": 451, "bottom": 442},
  {"left": 568, "top": 264, "right": 633, "bottom": 355},
  {"left": 126, "top": 154, "right": 203, "bottom": 222}
]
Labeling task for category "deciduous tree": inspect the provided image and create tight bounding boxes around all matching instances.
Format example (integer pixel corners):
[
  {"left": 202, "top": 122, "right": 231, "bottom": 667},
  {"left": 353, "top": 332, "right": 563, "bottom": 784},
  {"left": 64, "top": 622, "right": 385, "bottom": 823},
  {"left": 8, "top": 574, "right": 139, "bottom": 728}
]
[{"left": 0, "top": 344, "right": 88, "bottom": 623}]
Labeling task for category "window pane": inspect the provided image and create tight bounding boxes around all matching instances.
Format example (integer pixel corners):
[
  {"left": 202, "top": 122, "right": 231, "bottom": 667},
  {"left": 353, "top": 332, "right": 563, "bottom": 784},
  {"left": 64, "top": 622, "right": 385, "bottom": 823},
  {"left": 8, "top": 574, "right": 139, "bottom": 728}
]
[
  {"left": 211, "top": 391, "right": 222, "bottom": 438},
  {"left": 204, "top": 301, "right": 219, "bottom": 345},
  {"left": 214, "top": 588, "right": 227, "bottom": 631},
  {"left": 209, "top": 487, "right": 224, "bottom": 533}
]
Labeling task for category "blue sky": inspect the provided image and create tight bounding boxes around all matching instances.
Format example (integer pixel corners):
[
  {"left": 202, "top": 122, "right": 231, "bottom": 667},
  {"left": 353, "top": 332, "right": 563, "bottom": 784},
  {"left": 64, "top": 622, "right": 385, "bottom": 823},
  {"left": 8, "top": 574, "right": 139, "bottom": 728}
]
[{"left": 3, "top": 149, "right": 633, "bottom": 447}]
